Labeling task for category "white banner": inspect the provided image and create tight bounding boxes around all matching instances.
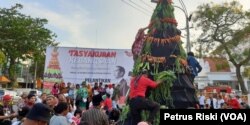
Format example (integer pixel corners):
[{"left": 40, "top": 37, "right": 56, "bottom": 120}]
[{"left": 44, "top": 47, "right": 134, "bottom": 85}]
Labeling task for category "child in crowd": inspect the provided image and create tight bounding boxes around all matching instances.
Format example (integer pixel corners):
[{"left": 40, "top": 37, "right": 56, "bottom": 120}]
[{"left": 72, "top": 109, "right": 82, "bottom": 125}]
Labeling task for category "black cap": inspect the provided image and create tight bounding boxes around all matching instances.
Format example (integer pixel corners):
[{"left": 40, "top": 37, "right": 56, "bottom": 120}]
[{"left": 26, "top": 103, "right": 51, "bottom": 122}]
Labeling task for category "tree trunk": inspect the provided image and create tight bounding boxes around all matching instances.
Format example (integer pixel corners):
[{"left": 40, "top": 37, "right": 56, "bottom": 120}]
[
  {"left": 222, "top": 42, "right": 249, "bottom": 94},
  {"left": 236, "top": 65, "right": 248, "bottom": 95},
  {"left": 8, "top": 58, "right": 16, "bottom": 88}
]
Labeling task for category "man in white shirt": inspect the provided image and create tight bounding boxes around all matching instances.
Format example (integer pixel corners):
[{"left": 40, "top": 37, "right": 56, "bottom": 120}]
[
  {"left": 206, "top": 94, "right": 218, "bottom": 109},
  {"left": 198, "top": 93, "right": 205, "bottom": 109},
  {"left": 211, "top": 95, "right": 218, "bottom": 109},
  {"left": 106, "top": 84, "right": 114, "bottom": 98},
  {"left": 217, "top": 95, "right": 225, "bottom": 109}
]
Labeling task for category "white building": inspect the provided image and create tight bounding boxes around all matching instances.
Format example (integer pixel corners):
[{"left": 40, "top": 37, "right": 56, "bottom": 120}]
[{"left": 195, "top": 57, "right": 250, "bottom": 93}]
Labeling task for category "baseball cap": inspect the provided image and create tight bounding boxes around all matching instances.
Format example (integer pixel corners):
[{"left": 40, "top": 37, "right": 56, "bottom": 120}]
[{"left": 3, "top": 95, "right": 12, "bottom": 101}]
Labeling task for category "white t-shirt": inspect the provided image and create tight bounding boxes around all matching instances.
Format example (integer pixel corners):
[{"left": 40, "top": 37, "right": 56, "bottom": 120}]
[
  {"left": 93, "top": 90, "right": 99, "bottom": 95},
  {"left": 217, "top": 99, "right": 225, "bottom": 109},
  {"left": 107, "top": 88, "right": 114, "bottom": 97},
  {"left": 199, "top": 95, "right": 205, "bottom": 105},
  {"left": 211, "top": 98, "right": 218, "bottom": 109},
  {"left": 50, "top": 115, "right": 70, "bottom": 125},
  {"left": 206, "top": 98, "right": 211, "bottom": 106},
  {"left": 12, "top": 121, "right": 21, "bottom": 125},
  {"left": 66, "top": 112, "right": 74, "bottom": 124},
  {"left": 36, "top": 97, "right": 42, "bottom": 103}
]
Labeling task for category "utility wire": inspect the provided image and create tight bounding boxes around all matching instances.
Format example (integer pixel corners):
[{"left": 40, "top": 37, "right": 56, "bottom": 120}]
[
  {"left": 128, "top": 0, "right": 152, "bottom": 13},
  {"left": 121, "top": 0, "right": 151, "bottom": 16},
  {"left": 179, "top": 0, "right": 188, "bottom": 15},
  {"left": 139, "top": 0, "right": 155, "bottom": 9}
]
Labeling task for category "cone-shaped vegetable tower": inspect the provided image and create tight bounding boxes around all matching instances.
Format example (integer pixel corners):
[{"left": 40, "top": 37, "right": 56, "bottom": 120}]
[
  {"left": 132, "top": 0, "right": 197, "bottom": 109},
  {"left": 44, "top": 47, "right": 63, "bottom": 83}
]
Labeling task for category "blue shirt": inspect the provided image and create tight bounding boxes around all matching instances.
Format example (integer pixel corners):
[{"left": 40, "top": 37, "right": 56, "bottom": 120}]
[{"left": 187, "top": 56, "right": 202, "bottom": 76}]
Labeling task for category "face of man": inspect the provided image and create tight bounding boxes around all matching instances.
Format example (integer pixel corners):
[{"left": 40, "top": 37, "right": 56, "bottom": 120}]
[
  {"left": 60, "top": 83, "right": 65, "bottom": 88},
  {"left": 113, "top": 67, "right": 120, "bottom": 79},
  {"left": 67, "top": 82, "right": 71, "bottom": 87},
  {"left": 113, "top": 67, "right": 124, "bottom": 79},
  {"left": 41, "top": 94, "right": 47, "bottom": 101},
  {"left": 62, "top": 106, "right": 69, "bottom": 116},
  {"left": 58, "top": 94, "right": 66, "bottom": 102},
  {"left": 46, "top": 97, "right": 54, "bottom": 106},
  {"left": 76, "top": 85, "right": 80, "bottom": 89},
  {"left": 29, "top": 96, "right": 36, "bottom": 104}
]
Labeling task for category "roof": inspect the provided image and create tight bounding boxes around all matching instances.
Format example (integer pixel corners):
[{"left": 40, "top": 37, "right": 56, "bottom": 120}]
[
  {"left": 203, "top": 57, "right": 231, "bottom": 72},
  {"left": 0, "top": 76, "right": 11, "bottom": 84}
]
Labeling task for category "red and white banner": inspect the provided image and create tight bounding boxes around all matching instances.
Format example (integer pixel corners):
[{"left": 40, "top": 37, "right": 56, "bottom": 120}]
[{"left": 44, "top": 47, "right": 134, "bottom": 85}]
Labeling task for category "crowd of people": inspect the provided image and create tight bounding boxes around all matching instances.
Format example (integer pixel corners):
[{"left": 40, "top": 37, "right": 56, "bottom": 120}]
[
  {"left": 0, "top": 82, "right": 123, "bottom": 125},
  {"left": 198, "top": 92, "right": 249, "bottom": 109},
  {"left": 0, "top": 50, "right": 249, "bottom": 125}
]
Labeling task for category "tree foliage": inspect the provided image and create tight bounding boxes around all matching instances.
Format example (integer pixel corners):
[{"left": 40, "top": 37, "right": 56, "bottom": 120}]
[
  {"left": 192, "top": 1, "right": 250, "bottom": 94},
  {"left": 0, "top": 51, "right": 5, "bottom": 66},
  {"left": 243, "top": 67, "right": 250, "bottom": 79},
  {"left": 0, "top": 4, "right": 58, "bottom": 86}
]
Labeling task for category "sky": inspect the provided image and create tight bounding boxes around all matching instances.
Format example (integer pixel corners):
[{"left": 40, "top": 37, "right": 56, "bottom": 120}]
[{"left": 0, "top": 0, "right": 249, "bottom": 50}]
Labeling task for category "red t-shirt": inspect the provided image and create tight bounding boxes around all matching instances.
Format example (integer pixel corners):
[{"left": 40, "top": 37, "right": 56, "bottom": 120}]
[
  {"left": 129, "top": 75, "right": 158, "bottom": 99},
  {"left": 103, "top": 98, "right": 112, "bottom": 111},
  {"left": 227, "top": 98, "right": 241, "bottom": 109}
]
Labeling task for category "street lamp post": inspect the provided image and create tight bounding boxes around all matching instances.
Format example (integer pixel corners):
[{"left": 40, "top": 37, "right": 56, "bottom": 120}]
[
  {"left": 186, "top": 15, "right": 191, "bottom": 53},
  {"left": 22, "top": 60, "right": 31, "bottom": 88},
  {"left": 174, "top": 0, "right": 192, "bottom": 52},
  {"left": 25, "top": 64, "right": 29, "bottom": 88},
  {"left": 34, "top": 61, "right": 37, "bottom": 89}
]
